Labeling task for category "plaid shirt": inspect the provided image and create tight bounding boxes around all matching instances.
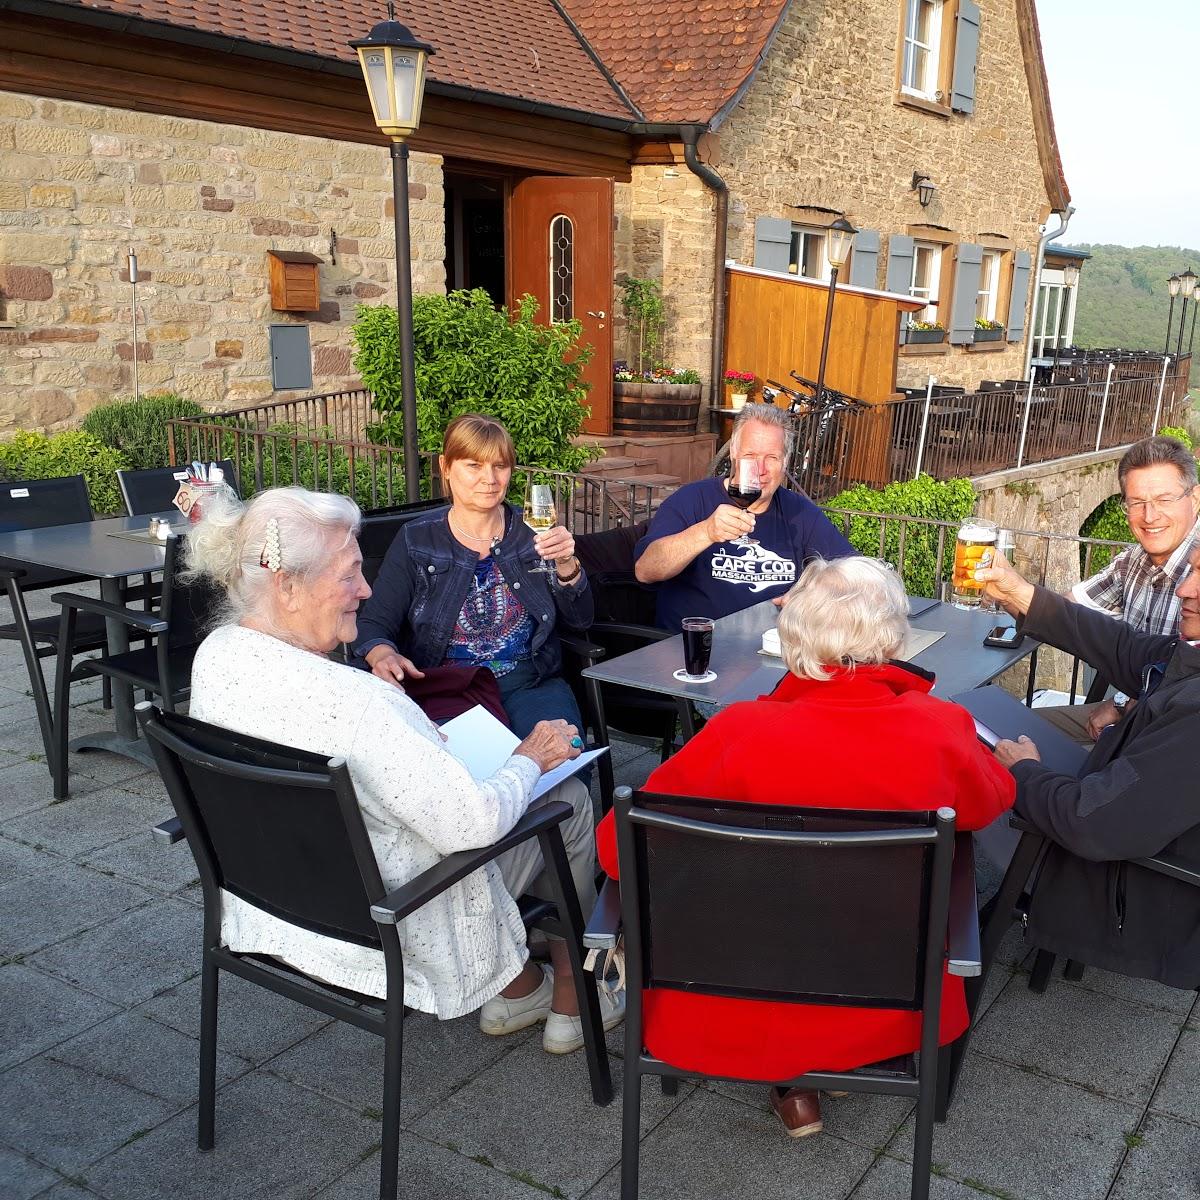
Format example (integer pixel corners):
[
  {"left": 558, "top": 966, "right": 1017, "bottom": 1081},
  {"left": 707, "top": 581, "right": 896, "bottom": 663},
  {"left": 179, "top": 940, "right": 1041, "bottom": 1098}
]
[{"left": 1072, "top": 522, "right": 1200, "bottom": 636}]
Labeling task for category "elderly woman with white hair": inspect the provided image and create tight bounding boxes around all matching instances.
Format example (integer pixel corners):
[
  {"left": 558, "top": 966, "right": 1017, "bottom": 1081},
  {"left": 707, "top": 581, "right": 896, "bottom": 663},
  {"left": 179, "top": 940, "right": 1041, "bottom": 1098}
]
[
  {"left": 184, "top": 486, "right": 623, "bottom": 1053},
  {"left": 596, "top": 555, "right": 1014, "bottom": 1137}
]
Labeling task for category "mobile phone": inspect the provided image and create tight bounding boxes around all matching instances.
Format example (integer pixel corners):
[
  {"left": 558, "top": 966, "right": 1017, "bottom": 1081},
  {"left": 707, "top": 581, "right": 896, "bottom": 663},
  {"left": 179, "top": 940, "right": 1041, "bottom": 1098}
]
[{"left": 983, "top": 624, "right": 1022, "bottom": 648}]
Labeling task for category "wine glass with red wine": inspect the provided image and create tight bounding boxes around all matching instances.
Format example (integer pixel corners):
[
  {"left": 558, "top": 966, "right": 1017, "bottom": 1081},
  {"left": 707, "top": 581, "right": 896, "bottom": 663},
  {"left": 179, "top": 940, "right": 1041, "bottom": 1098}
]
[{"left": 726, "top": 458, "right": 762, "bottom": 547}]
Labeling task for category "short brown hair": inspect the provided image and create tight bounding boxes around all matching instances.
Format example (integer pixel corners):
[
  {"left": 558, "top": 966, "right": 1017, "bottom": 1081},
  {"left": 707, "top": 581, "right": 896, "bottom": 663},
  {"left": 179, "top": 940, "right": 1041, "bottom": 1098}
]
[
  {"left": 441, "top": 413, "right": 516, "bottom": 469},
  {"left": 1117, "top": 436, "right": 1198, "bottom": 495}
]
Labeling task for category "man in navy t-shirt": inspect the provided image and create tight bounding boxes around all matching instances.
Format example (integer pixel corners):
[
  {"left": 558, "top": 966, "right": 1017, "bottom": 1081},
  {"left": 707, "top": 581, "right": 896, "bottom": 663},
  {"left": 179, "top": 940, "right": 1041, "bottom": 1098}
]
[{"left": 635, "top": 404, "right": 856, "bottom": 630}]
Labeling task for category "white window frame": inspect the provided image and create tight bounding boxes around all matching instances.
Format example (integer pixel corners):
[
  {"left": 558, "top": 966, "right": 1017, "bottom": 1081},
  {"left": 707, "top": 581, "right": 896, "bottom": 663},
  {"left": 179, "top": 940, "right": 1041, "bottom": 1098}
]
[
  {"left": 975, "top": 250, "right": 1002, "bottom": 323},
  {"left": 900, "top": 0, "right": 944, "bottom": 100},
  {"left": 1034, "top": 268, "right": 1077, "bottom": 356},
  {"left": 909, "top": 241, "right": 942, "bottom": 325},
  {"left": 788, "top": 225, "right": 831, "bottom": 282}
]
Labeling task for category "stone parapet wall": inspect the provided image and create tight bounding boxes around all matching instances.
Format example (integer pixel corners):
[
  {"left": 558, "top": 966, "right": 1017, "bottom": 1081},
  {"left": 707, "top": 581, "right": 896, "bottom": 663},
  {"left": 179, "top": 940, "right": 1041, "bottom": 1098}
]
[{"left": 0, "top": 91, "right": 445, "bottom": 432}]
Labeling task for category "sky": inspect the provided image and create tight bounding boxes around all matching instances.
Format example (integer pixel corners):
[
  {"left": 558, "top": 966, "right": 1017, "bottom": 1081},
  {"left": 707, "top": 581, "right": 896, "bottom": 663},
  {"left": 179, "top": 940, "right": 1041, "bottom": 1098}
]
[{"left": 1036, "top": 0, "right": 1199, "bottom": 251}]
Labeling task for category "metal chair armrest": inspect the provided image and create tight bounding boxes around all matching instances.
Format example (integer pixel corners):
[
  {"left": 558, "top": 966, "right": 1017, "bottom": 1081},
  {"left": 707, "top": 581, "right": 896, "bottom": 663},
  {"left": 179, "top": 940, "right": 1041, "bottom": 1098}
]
[
  {"left": 153, "top": 816, "right": 185, "bottom": 845},
  {"left": 947, "top": 833, "right": 981, "bottom": 978},
  {"left": 591, "top": 621, "right": 672, "bottom": 643},
  {"left": 559, "top": 632, "right": 606, "bottom": 665},
  {"left": 371, "top": 800, "right": 573, "bottom": 925},
  {"left": 51, "top": 591, "right": 168, "bottom": 635},
  {"left": 583, "top": 877, "right": 622, "bottom": 951}
]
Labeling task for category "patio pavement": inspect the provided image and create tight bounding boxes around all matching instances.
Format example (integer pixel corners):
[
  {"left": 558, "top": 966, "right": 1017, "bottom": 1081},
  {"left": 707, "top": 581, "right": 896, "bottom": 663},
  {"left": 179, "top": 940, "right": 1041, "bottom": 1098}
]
[{"left": 1, "top": 589, "right": 1198, "bottom": 1200}]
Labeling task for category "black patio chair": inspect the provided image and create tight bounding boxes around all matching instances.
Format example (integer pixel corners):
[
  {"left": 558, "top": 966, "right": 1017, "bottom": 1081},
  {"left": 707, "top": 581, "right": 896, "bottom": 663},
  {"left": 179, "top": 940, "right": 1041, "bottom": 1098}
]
[
  {"left": 138, "top": 702, "right": 611, "bottom": 1200},
  {"left": 358, "top": 498, "right": 446, "bottom": 587},
  {"left": 50, "top": 532, "right": 220, "bottom": 798},
  {"left": 588, "top": 788, "right": 976, "bottom": 1200},
  {"left": 0, "top": 475, "right": 119, "bottom": 774},
  {"left": 118, "top": 460, "right": 241, "bottom": 516}
]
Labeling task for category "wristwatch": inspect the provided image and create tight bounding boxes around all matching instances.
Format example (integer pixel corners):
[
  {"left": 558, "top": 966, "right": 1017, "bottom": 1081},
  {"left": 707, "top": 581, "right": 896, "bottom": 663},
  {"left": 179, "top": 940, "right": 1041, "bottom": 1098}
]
[{"left": 1112, "top": 691, "right": 1130, "bottom": 713}]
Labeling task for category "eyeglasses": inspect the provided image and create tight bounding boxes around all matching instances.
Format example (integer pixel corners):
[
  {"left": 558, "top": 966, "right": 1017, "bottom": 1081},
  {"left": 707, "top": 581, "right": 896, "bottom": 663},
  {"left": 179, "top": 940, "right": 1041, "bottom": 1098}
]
[{"left": 1120, "top": 489, "right": 1195, "bottom": 515}]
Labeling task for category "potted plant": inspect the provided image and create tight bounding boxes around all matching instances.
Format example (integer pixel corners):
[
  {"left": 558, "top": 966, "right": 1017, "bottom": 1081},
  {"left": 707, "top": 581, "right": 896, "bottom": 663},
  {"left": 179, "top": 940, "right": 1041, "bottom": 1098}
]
[
  {"left": 974, "top": 318, "right": 1005, "bottom": 342},
  {"left": 906, "top": 320, "right": 946, "bottom": 345},
  {"left": 723, "top": 369, "right": 757, "bottom": 410}
]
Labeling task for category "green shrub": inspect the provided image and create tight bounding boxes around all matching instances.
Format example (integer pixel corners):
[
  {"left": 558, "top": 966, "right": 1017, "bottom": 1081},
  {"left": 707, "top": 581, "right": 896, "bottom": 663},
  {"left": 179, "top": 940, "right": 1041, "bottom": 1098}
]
[
  {"left": 0, "top": 430, "right": 128, "bottom": 515},
  {"left": 81, "top": 393, "right": 205, "bottom": 471},
  {"left": 352, "top": 290, "right": 597, "bottom": 488},
  {"left": 1157, "top": 425, "right": 1193, "bottom": 451},
  {"left": 824, "top": 474, "right": 977, "bottom": 597}
]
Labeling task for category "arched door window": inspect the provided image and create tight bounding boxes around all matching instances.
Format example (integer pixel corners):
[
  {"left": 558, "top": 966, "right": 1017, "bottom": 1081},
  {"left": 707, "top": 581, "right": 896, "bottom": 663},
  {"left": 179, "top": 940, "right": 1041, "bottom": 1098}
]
[{"left": 550, "top": 214, "right": 574, "bottom": 323}]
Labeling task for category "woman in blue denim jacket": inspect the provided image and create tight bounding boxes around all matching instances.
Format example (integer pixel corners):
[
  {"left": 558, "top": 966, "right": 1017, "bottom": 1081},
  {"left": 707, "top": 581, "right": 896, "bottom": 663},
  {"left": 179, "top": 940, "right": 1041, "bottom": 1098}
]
[{"left": 353, "top": 414, "right": 593, "bottom": 737}]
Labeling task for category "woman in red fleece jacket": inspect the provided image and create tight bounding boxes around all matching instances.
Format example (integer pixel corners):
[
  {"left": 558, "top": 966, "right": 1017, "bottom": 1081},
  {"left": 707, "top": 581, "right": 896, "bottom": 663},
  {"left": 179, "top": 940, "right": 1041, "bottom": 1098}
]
[{"left": 595, "top": 556, "right": 1014, "bottom": 1138}]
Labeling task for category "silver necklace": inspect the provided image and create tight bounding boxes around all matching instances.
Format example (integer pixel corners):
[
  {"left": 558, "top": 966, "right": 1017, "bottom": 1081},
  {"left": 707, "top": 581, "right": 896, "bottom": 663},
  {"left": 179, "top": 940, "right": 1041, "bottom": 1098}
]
[{"left": 448, "top": 511, "right": 501, "bottom": 547}]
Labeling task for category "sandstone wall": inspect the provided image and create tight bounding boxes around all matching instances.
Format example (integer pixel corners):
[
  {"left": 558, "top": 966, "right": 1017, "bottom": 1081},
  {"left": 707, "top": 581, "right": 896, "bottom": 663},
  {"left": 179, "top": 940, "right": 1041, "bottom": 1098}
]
[
  {"left": 0, "top": 91, "right": 445, "bottom": 432},
  {"left": 627, "top": 0, "right": 1053, "bottom": 395}
]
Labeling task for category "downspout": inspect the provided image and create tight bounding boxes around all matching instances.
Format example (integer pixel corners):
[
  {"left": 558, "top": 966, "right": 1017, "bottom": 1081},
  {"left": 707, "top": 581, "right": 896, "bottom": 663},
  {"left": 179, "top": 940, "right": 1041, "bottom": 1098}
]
[
  {"left": 1024, "top": 204, "right": 1076, "bottom": 377},
  {"left": 678, "top": 125, "right": 729, "bottom": 406}
]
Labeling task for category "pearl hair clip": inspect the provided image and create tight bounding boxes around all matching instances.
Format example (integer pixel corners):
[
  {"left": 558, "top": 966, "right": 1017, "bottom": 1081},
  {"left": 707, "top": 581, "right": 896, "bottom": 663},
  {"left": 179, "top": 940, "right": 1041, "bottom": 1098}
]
[{"left": 260, "top": 517, "right": 282, "bottom": 572}]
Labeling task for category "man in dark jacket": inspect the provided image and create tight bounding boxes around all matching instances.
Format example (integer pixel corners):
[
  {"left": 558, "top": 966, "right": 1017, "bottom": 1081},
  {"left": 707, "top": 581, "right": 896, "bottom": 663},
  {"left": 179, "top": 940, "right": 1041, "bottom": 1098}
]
[{"left": 976, "top": 548, "right": 1200, "bottom": 989}]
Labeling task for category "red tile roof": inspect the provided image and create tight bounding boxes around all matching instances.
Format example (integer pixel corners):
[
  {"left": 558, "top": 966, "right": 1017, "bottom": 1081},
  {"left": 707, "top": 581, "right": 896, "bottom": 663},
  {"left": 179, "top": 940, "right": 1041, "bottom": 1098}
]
[
  {"left": 54, "top": 0, "right": 639, "bottom": 121},
  {"left": 561, "top": 0, "right": 791, "bottom": 125}
]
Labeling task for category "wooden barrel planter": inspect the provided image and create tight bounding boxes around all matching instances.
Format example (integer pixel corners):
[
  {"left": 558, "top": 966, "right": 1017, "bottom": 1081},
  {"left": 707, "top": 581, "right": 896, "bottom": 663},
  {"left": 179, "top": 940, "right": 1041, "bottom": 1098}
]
[{"left": 612, "top": 382, "right": 702, "bottom": 435}]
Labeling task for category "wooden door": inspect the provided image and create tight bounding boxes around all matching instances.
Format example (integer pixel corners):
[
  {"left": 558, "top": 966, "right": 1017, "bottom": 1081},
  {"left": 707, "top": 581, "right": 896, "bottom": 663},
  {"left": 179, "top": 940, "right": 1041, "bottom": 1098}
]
[{"left": 509, "top": 176, "right": 613, "bottom": 434}]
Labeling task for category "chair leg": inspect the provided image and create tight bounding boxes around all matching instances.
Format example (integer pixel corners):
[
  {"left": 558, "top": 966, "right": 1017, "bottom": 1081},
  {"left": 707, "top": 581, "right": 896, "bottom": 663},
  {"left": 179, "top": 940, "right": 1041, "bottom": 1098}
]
[
  {"left": 4, "top": 578, "right": 56, "bottom": 778},
  {"left": 660, "top": 1075, "right": 679, "bottom": 1097},
  {"left": 620, "top": 1059, "right": 643, "bottom": 1200},
  {"left": 51, "top": 608, "right": 78, "bottom": 802},
  {"left": 379, "top": 996, "right": 404, "bottom": 1200},
  {"left": 101, "top": 674, "right": 112, "bottom": 710},
  {"left": 910, "top": 1067, "right": 935, "bottom": 1200},
  {"left": 1063, "top": 959, "right": 1085, "bottom": 982},
  {"left": 197, "top": 954, "right": 219, "bottom": 1151},
  {"left": 1028, "top": 949, "right": 1056, "bottom": 994}
]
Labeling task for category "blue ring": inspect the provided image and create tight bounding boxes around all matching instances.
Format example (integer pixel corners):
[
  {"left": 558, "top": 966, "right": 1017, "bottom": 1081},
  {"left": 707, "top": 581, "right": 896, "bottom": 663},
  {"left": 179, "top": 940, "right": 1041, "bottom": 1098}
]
[{"left": 570, "top": 736, "right": 583, "bottom": 749}]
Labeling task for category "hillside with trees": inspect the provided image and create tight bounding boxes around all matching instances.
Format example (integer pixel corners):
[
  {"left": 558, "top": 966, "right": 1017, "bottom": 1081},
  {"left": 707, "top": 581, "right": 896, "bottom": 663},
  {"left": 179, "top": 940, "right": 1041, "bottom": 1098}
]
[{"left": 1064, "top": 243, "right": 1200, "bottom": 387}]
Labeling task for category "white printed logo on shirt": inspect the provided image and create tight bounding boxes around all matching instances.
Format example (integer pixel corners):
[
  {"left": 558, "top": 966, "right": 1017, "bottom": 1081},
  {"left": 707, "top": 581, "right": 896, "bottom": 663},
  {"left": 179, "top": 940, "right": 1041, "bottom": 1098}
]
[{"left": 711, "top": 543, "right": 797, "bottom": 591}]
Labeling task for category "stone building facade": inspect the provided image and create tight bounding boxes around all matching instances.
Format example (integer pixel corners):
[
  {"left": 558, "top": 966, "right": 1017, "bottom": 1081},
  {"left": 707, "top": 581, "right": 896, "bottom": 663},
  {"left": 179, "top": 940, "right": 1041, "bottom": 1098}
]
[{"left": 0, "top": 90, "right": 444, "bottom": 432}]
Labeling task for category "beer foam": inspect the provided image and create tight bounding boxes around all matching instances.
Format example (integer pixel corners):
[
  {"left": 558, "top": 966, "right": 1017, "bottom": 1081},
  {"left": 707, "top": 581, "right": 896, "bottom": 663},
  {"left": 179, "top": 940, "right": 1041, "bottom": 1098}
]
[{"left": 959, "top": 522, "right": 997, "bottom": 543}]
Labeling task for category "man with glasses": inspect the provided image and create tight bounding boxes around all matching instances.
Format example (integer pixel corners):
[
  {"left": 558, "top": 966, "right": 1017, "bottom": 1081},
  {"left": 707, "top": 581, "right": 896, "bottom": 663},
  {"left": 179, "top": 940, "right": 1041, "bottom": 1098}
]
[{"left": 1041, "top": 436, "right": 1200, "bottom": 743}]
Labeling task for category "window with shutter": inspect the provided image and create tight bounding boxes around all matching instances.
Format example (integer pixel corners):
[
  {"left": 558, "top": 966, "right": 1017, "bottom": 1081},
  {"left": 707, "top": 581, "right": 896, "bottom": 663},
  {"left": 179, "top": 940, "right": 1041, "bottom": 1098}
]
[
  {"left": 948, "top": 242, "right": 984, "bottom": 344},
  {"left": 753, "top": 217, "right": 793, "bottom": 274},
  {"left": 1007, "top": 250, "right": 1034, "bottom": 344},
  {"left": 895, "top": 0, "right": 979, "bottom": 117},
  {"left": 885, "top": 235, "right": 916, "bottom": 297},
  {"left": 848, "top": 230, "right": 881, "bottom": 289},
  {"left": 900, "top": 0, "right": 944, "bottom": 101},
  {"left": 950, "top": 0, "right": 981, "bottom": 114},
  {"left": 909, "top": 242, "right": 943, "bottom": 325}
]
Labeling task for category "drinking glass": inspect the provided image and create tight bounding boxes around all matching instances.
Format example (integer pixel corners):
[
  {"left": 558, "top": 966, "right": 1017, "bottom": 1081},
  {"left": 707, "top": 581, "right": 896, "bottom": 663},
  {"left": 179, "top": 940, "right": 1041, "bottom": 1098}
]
[
  {"left": 950, "top": 517, "right": 998, "bottom": 609},
  {"left": 726, "top": 458, "right": 762, "bottom": 547},
  {"left": 676, "top": 616, "right": 716, "bottom": 683},
  {"left": 523, "top": 482, "right": 557, "bottom": 575}
]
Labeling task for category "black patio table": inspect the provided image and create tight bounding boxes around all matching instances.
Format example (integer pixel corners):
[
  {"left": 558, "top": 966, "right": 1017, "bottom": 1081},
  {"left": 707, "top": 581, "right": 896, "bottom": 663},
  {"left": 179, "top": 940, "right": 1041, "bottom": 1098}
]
[
  {"left": 581, "top": 598, "right": 1038, "bottom": 709},
  {"left": 0, "top": 511, "right": 184, "bottom": 766}
]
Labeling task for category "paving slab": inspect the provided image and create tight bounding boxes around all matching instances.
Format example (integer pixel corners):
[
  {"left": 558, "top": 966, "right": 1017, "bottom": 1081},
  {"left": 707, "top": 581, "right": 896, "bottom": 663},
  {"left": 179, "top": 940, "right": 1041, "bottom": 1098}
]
[
  {"left": 0, "top": 1055, "right": 182, "bottom": 1175},
  {"left": 1150, "top": 1025, "right": 1200, "bottom": 1128},
  {"left": 312, "top": 1131, "right": 555, "bottom": 1200},
  {"left": 0, "top": 755, "right": 61, "bottom": 821},
  {"left": 0, "top": 963, "right": 120, "bottom": 1070},
  {"left": 30, "top": 897, "right": 202, "bottom": 1007},
  {"left": 414, "top": 1031, "right": 687, "bottom": 1198},
  {"left": 81, "top": 829, "right": 199, "bottom": 896},
  {"left": 971, "top": 972, "right": 1180, "bottom": 1104},
  {"left": 1062, "top": 963, "right": 1198, "bottom": 1016},
  {"left": 266, "top": 1008, "right": 527, "bottom": 1126},
  {"left": 1109, "top": 1112, "right": 1200, "bottom": 1199},
  {"left": 0, "top": 1144, "right": 61, "bottom": 1200},
  {"left": 47, "top": 1009, "right": 247, "bottom": 1106},
  {"left": 84, "top": 1071, "right": 382, "bottom": 1200},
  {"left": 889, "top": 1057, "right": 1134, "bottom": 1200},
  {"left": 3, "top": 784, "right": 168, "bottom": 859},
  {"left": 138, "top": 969, "right": 333, "bottom": 1066},
  {"left": 0, "top": 864, "right": 151, "bottom": 959},
  {"left": 0, "top": 832, "right": 61, "bottom": 883},
  {"left": 585, "top": 1086, "right": 876, "bottom": 1200},
  {"left": 850, "top": 1153, "right": 1005, "bottom": 1199}
]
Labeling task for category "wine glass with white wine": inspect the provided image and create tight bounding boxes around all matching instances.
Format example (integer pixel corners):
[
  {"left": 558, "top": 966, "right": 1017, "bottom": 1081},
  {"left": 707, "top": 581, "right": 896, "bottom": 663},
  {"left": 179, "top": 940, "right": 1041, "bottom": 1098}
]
[{"left": 523, "top": 481, "right": 557, "bottom": 574}]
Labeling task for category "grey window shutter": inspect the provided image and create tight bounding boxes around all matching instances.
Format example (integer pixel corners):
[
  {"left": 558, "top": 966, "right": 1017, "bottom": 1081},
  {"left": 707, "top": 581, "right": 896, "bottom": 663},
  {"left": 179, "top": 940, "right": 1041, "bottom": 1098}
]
[
  {"left": 269, "top": 324, "right": 313, "bottom": 390},
  {"left": 848, "top": 229, "right": 880, "bottom": 289},
  {"left": 951, "top": 0, "right": 981, "bottom": 114},
  {"left": 948, "top": 242, "right": 984, "bottom": 344},
  {"left": 753, "top": 216, "right": 792, "bottom": 274},
  {"left": 1006, "top": 249, "right": 1033, "bottom": 342},
  {"left": 885, "top": 235, "right": 915, "bottom": 296}
]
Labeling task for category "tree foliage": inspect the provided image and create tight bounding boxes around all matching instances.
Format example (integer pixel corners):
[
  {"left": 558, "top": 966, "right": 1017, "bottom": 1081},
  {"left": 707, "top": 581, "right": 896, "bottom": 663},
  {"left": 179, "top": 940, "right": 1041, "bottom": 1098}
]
[
  {"left": 81, "top": 393, "right": 205, "bottom": 472},
  {"left": 0, "top": 430, "right": 128, "bottom": 515}
]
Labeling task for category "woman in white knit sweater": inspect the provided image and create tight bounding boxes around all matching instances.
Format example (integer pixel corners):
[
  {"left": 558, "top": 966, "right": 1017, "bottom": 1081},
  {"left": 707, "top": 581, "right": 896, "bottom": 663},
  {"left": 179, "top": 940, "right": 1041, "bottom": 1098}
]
[{"left": 184, "top": 485, "right": 622, "bottom": 1053}]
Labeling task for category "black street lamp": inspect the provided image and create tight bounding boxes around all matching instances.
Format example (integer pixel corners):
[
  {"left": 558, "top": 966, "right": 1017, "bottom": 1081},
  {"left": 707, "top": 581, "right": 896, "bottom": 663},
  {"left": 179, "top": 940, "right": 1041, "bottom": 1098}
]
[
  {"left": 1190, "top": 288, "right": 1200, "bottom": 356},
  {"left": 1165, "top": 273, "right": 1181, "bottom": 355},
  {"left": 1176, "top": 268, "right": 1197, "bottom": 361},
  {"left": 351, "top": 6, "right": 434, "bottom": 502},
  {"left": 814, "top": 217, "right": 856, "bottom": 405}
]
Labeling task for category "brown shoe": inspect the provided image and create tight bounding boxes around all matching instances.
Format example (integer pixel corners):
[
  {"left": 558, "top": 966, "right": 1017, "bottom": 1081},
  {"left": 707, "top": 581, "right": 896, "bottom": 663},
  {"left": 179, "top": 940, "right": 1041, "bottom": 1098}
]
[{"left": 768, "top": 1087, "right": 823, "bottom": 1138}]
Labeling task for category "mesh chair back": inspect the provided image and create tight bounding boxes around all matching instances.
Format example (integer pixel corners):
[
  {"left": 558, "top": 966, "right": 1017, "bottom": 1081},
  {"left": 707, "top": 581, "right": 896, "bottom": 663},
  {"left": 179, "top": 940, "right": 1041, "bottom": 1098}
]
[
  {"left": 118, "top": 462, "right": 239, "bottom": 516},
  {"left": 359, "top": 499, "right": 446, "bottom": 586},
  {"left": 142, "top": 706, "right": 385, "bottom": 947},
  {"left": 619, "top": 791, "right": 951, "bottom": 1009},
  {"left": 160, "top": 534, "right": 224, "bottom": 650}
]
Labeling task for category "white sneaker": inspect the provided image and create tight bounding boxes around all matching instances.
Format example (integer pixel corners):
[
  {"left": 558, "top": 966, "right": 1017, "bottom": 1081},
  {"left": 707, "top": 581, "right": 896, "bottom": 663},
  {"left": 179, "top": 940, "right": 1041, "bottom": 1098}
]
[
  {"left": 542, "top": 987, "right": 626, "bottom": 1055},
  {"left": 479, "top": 965, "right": 554, "bottom": 1036}
]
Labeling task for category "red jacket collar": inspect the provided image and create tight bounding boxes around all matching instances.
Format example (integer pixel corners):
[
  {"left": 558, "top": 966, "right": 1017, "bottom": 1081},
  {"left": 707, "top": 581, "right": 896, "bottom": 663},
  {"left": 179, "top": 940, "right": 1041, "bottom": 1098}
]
[{"left": 760, "top": 660, "right": 935, "bottom": 705}]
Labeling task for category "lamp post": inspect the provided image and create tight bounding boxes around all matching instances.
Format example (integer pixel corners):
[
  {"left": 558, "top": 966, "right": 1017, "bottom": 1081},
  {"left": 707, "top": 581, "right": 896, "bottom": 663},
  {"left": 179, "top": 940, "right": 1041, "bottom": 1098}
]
[
  {"left": 1165, "top": 273, "right": 1181, "bottom": 355},
  {"left": 1176, "top": 268, "right": 1197, "bottom": 361},
  {"left": 350, "top": 6, "right": 434, "bottom": 503},
  {"left": 814, "top": 217, "right": 856, "bottom": 405}
]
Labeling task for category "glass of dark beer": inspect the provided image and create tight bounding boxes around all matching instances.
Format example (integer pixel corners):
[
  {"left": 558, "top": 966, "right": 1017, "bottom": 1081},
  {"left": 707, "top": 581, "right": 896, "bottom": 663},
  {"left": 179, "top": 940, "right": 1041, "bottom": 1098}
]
[{"left": 678, "top": 616, "right": 716, "bottom": 682}]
